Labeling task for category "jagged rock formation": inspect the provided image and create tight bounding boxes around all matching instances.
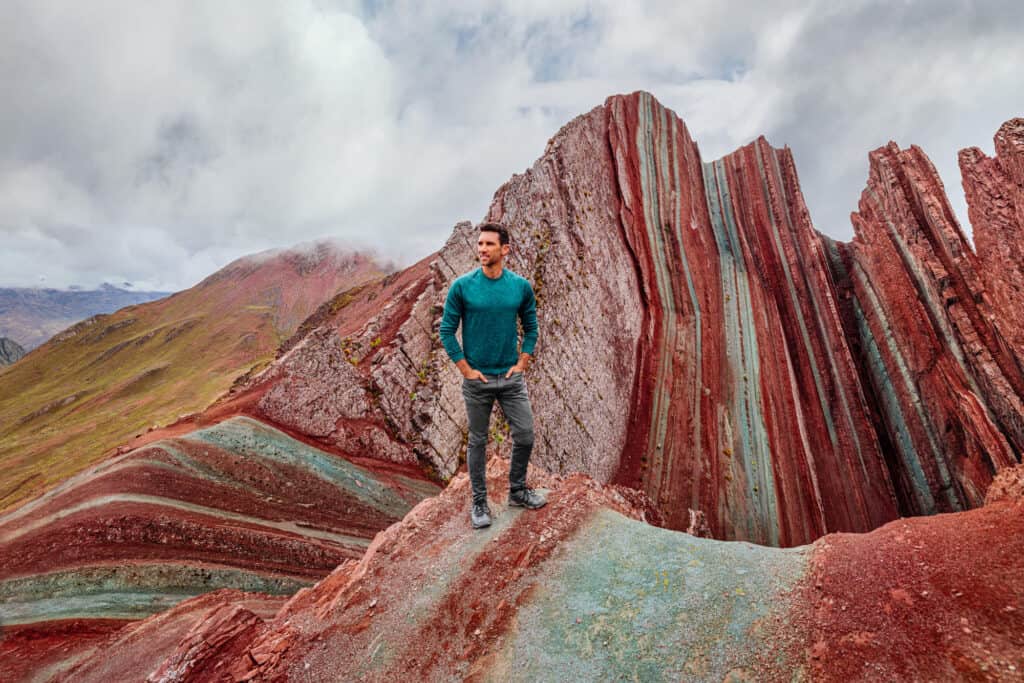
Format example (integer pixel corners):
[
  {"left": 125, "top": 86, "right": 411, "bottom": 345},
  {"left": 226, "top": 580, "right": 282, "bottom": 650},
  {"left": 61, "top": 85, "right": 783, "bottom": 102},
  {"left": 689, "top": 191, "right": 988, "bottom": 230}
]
[
  {"left": 245, "top": 93, "right": 902, "bottom": 546},
  {"left": 0, "top": 416, "right": 437, "bottom": 681},
  {"left": 48, "top": 458, "right": 1024, "bottom": 682},
  {"left": 245, "top": 96, "right": 1024, "bottom": 546},
  {"left": 961, "top": 119, "right": 1024, "bottom": 362},
  {"left": 2, "top": 93, "right": 1023, "bottom": 680},
  {"left": 826, "top": 142, "right": 1023, "bottom": 515},
  {"left": 0, "top": 336, "right": 25, "bottom": 366}
]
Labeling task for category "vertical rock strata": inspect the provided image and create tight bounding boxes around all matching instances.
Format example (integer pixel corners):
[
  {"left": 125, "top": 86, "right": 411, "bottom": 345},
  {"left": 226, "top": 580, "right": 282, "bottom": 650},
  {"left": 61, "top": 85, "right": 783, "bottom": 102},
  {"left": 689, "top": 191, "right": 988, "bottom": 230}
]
[
  {"left": 242, "top": 92, "right": 1021, "bottom": 544},
  {"left": 960, "top": 119, "right": 1024, "bottom": 366},
  {"left": 827, "top": 142, "right": 1021, "bottom": 515},
  {"left": 253, "top": 92, "right": 901, "bottom": 545},
  {"left": 596, "top": 94, "right": 896, "bottom": 544}
]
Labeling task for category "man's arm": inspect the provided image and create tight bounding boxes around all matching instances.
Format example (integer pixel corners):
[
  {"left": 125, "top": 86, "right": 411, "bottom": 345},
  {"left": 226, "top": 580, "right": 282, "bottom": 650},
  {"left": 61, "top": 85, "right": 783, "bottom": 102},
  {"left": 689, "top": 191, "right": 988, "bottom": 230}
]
[
  {"left": 505, "top": 280, "right": 538, "bottom": 378},
  {"left": 439, "top": 280, "right": 488, "bottom": 382}
]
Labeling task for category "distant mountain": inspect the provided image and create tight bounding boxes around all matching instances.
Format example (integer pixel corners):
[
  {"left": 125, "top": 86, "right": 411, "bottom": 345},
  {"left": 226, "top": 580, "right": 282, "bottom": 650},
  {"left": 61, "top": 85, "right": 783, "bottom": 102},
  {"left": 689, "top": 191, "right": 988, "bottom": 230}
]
[
  {"left": 0, "top": 240, "right": 389, "bottom": 513},
  {"left": 0, "top": 337, "right": 25, "bottom": 366},
  {"left": 0, "top": 283, "right": 171, "bottom": 351}
]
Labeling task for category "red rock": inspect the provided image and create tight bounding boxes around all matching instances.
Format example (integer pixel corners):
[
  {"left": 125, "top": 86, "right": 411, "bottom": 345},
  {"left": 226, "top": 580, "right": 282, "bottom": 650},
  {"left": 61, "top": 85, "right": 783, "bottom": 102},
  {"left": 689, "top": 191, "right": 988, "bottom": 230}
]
[
  {"left": 828, "top": 140, "right": 1021, "bottom": 515},
  {"left": 242, "top": 92, "right": 901, "bottom": 546},
  {"left": 4, "top": 92, "right": 1024, "bottom": 680}
]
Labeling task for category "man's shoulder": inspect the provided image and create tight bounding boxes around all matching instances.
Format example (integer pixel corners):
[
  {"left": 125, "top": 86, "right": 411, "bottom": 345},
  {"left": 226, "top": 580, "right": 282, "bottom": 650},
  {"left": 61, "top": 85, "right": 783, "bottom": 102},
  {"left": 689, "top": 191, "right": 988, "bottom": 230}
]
[
  {"left": 503, "top": 269, "right": 532, "bottom": 289},
  {"left": 450, "top": 269, "right": 480, "bottom": 289}
]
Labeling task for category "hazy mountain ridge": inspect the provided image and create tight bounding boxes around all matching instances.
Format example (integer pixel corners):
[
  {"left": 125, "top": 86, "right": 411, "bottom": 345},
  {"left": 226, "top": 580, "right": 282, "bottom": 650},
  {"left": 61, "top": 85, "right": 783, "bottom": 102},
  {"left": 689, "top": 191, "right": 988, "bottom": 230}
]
[{"left": 0, "top": 284, "right": 172, "bottom": 351}]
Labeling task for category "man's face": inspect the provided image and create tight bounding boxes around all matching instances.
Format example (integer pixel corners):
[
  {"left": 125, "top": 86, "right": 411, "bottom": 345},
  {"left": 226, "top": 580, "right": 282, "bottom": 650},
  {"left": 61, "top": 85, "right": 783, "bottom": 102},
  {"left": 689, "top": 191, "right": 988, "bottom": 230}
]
[{"left": 477, "top": 230, "right": 509, "bottom": 267}]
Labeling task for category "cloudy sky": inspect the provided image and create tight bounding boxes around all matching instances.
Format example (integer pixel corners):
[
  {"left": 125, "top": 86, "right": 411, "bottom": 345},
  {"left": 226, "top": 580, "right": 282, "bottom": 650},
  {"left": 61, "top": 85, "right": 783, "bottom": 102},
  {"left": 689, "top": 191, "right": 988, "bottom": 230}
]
[{"left": 2, "top": 1, "right": 1022, "bottom": 291}]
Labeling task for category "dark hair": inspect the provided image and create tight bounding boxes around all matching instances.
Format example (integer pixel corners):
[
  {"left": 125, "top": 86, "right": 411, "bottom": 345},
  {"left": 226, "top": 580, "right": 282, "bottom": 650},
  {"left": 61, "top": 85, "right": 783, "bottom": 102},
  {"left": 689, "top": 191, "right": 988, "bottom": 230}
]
[{"left": 478, "top": 222, "right": 510, "bottom": 246}]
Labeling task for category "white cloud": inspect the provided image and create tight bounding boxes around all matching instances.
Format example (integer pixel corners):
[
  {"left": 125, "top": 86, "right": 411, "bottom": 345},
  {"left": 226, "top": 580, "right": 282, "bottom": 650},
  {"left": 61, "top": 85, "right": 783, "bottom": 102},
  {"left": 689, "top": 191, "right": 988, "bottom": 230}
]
[{"left": 1, "top": 0, "right": 1022, "bottom": 289}]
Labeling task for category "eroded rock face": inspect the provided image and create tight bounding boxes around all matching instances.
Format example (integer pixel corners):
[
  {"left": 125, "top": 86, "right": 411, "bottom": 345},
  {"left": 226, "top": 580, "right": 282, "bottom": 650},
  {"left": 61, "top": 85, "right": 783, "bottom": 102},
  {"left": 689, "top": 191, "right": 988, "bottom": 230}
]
[
  {"left": 960, "top": 119, "right": 1024, "bottom": 363},
  {"left": 827, "top": 142, "right": 1022, "bottom": 515},
  {"left": 247, "top": 92, "right": 904, "bottom": 546}
]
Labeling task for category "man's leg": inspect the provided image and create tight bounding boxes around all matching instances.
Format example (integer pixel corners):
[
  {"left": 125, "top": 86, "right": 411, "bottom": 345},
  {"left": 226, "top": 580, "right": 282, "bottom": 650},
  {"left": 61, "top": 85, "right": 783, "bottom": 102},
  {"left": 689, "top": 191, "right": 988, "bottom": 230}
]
[
  {"left": 496, "top": 372, "right": 535, "bottom": 495},
  {"left": 462, "top": 377, "right": 495, "bottom": 505}
]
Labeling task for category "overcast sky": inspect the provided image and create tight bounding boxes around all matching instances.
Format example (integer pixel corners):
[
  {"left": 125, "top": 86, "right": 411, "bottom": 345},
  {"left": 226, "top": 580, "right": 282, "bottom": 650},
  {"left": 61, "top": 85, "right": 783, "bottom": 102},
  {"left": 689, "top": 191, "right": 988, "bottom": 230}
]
[{"left": 2, "top": 1, "right": 1022, "bottom": 291}]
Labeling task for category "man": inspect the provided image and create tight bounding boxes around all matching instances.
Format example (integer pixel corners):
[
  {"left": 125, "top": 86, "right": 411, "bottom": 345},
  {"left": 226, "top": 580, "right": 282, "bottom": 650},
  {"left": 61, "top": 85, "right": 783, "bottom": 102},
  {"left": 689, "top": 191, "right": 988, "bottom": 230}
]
[{"left": 439, "top": 222, "right": 546, "bottom": 529}]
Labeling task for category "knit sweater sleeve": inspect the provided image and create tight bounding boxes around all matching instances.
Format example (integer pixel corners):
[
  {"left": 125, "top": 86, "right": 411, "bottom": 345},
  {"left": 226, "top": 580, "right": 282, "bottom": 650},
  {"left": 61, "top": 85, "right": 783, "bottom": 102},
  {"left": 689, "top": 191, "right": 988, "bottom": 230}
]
[
  {"left": 439, "top": 280, "right": 465, "bottom": 363},
  {"left": 519, "top": 279, "right": 538, "bottom": 355}
]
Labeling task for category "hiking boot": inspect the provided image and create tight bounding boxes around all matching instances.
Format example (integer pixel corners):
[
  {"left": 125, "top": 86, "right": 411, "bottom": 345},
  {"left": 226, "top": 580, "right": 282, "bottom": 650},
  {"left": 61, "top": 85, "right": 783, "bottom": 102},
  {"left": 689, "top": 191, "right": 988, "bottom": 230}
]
[
  {"left": 470, "top": 501, "right": 492, "bottom": 529},
  {"left": 508, "top": 487, "right": 547, "bottom": 510}
]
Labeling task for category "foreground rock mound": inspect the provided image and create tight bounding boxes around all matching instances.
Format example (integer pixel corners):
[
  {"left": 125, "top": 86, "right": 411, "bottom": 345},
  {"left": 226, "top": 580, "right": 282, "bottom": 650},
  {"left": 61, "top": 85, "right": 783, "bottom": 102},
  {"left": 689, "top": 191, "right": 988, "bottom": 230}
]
[
  {"left": 51, "top": 458, "right": 1024, "bottom": 682},
  {"left": 0, "top": 416, "right": 437, "bottom": 681}
]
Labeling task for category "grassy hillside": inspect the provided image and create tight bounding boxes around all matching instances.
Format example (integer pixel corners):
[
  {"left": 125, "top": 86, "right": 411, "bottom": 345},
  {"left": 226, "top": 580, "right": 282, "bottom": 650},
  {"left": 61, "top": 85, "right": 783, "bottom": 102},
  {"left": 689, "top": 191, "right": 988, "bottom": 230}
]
[{"left": 0, "top": 242, "right": 386, "bottom": 513}]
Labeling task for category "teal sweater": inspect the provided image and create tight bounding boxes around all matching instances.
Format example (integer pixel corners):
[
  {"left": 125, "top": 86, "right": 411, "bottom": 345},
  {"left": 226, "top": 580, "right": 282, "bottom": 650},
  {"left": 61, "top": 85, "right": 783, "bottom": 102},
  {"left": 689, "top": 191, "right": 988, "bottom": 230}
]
[{"left": 439, "top": 268, "right": 538, "bottom": 375}]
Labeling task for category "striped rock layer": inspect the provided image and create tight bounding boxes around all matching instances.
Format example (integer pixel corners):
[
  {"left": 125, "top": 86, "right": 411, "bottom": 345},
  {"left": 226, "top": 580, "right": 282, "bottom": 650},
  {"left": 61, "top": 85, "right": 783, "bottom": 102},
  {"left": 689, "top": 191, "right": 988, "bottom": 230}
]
[
  {"left": 0, "top": 416, "right": 437, "bottom": 681},
  {"left": 245, "top": 92, "right": 900, "bottom": 546},
  {"left": 826, "top": 140, "right": 1024, "bottom": 516},
  {"left": 960, "top": 118, "right": 1024, "bottom": 363},
  {"left": 52, "top": 459, "right": 1024, "bottom": 683}
]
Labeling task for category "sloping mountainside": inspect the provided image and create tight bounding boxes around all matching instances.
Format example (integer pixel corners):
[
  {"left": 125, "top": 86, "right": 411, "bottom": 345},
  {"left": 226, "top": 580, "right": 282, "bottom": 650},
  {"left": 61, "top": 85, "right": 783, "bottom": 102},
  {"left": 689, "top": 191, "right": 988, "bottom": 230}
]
[
  {"left": 0, "top": 241, "right": 387, "bottom": 513},
  {"left": 0, "top": 284, "right": 171, "bottom": 351},
  {"left": 1, "top": 94, "right": 1022, "bottom": 681},
  {"left": 0, "top": 337, "right": 26, "bottom": 366},
  {"left": 40, "top": 459, "right": 1024, "bottom": 682}
]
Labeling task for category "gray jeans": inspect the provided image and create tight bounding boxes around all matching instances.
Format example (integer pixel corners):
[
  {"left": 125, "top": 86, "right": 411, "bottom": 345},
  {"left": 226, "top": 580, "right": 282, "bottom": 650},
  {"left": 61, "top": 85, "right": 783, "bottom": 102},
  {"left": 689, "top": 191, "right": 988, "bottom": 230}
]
[{"left": 461, "top": 372, "right": 535, "bottom": 504}]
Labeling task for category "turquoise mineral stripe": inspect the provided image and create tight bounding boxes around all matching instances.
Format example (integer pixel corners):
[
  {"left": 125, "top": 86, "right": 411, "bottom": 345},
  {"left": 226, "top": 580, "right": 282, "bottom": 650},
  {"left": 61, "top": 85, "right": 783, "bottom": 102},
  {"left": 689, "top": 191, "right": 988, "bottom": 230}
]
[
  {"left": 635, "top": 93, "right": 678, "bottom": 500},
  {"left": 851, "top": 295, "right": 936, "bottom": 513},
  {"left": 713, "top": 159, "right": 779, "bottom": 544},
  {"left": 187, "top": 416, "right": 416, "bottom": 518},
  {"left": 849, "top": 258, "right": 958, "bottom": 511},
  {"left": 669, "top": 115, "right": 704, "bottom": 510},
  {"left": 865, "top": 189, "right": 985, "bottom": 408},
  {"left": 865, "top": 189, "right": 975, "bottom": 508},
  {"left": 822, "top": 238, "right": 935, "bottom": 514},
  {"left": 703, "top": 158, "right": 779, "bottom": 546},
  {"left": 0, "top": 564, "right": 306, "bottom": 625}
]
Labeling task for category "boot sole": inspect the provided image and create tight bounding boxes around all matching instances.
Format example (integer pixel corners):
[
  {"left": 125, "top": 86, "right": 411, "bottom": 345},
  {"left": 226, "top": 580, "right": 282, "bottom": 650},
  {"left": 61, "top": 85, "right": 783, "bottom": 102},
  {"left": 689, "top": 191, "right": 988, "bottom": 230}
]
[{"left": 508, "top": 500, "right": 547, "bottom": 510}]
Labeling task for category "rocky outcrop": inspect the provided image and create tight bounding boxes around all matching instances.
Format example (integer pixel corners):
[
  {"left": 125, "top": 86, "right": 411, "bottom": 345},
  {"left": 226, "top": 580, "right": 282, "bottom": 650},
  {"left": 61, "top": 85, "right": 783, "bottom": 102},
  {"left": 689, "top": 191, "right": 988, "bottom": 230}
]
[
  {"left": 247, "top": 93, "right": 900, "bottom": 546},
  {"left": 826, "top": 142, "right": 1022, "bottom": 515},
  {"left": 960, "top": 119, "right": 1024, "bottom": 363},
  {"left": 52, "top": 458, "right": 1024, "bottom": 682},
  {"left": 0, "top": 336, "right": 25, "bottom": 365}
]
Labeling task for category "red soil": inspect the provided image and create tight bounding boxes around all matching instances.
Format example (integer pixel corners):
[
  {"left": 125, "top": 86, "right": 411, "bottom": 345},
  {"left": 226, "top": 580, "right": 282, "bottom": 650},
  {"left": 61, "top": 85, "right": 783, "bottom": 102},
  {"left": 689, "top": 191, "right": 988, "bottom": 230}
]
[{"left": 792, "top": 496, "right": 1024, "bottom": 681}]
